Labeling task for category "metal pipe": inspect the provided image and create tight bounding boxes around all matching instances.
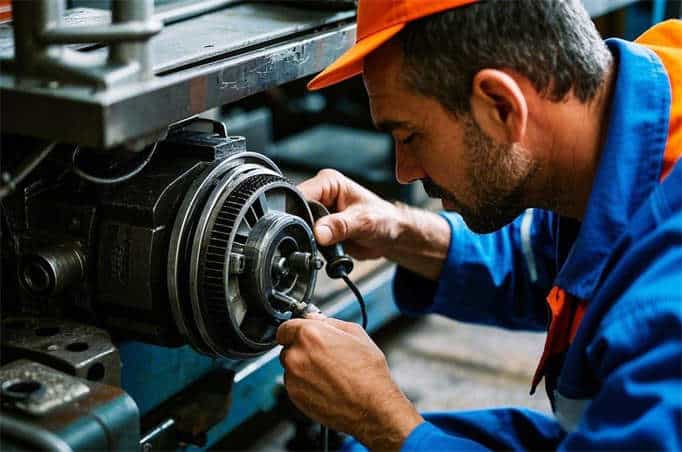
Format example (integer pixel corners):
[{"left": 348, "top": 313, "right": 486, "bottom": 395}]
[
  {"left": 20, "top": 243, "right": 86, "bottom": 296},
  {"left": 109, "top": 0, "right": 155, "bottom": 79},
  {"left": 40, "top": 21, "right": 162, "bottom": 44}
]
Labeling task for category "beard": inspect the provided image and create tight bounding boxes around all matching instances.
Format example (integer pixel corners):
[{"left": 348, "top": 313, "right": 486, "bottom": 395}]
[{"left": 421, "top": 117, "right": 538, "bottom": 234}]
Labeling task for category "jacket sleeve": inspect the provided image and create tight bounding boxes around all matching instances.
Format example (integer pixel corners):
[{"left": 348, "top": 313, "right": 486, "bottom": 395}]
[
  {"left": 400, "top": 408, "right": 564, "bottom": 451},
  {"left": 394, "top": 209, "right": 558, "bottom": 331}
]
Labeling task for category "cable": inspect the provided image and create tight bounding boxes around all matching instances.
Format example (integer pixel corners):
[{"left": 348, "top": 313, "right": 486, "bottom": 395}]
[
  {"left": 341, "top": 274, "right": 367, "bottom": 330},
  {"left": 71, "top": 141, "right": 158, "bottom": 184},
  {"left": 317, "top": 274, "right": 367, "bottom": 452},
  {"left": 0, "top": 141, "right": 57, "bottom": 199}
]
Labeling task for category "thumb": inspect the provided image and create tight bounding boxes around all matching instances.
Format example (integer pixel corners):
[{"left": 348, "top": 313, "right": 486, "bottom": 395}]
[{"left": 314, "top": 207, "right": 366, "bottom": 246}]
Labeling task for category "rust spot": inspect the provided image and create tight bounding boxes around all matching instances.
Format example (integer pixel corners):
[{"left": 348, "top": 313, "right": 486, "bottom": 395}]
[{"left": 189, "top": 77, "right": 208, "bottom": 114}]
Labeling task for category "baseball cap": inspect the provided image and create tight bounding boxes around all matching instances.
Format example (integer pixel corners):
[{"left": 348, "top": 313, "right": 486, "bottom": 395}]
[{"left": 307, "top": 0, "right": 478, "bottom": 90}]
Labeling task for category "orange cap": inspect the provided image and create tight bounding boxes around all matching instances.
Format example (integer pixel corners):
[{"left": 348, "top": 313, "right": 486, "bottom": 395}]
[{"left": 308, "top": 0, "right": 477, "bottom": 90}]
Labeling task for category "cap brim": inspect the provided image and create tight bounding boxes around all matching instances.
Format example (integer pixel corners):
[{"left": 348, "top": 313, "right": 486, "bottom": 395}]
[{"left": 307, "top": 23, "right": 405, "bottom": 91}]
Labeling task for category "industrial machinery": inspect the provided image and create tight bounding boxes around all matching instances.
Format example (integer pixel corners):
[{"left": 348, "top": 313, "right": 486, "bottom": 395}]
[
  {"left": 0, "top": 1, "right": 393, "bottom": 449},
  {"left": 4, "top": 124, "right": 323, "bottom": 356}
]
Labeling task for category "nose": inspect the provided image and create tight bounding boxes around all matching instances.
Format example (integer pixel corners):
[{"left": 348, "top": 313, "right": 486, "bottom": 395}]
[{"left": 395, "top": 145, "right": 427, "bottom": 184}]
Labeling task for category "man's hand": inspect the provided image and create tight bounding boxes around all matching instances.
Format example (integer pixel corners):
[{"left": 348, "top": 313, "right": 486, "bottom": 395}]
[
  {"left": 277, "top": 316, "right": 423, "bottom": 450},
  {"left": 298, "top": 169, "right": 406, "bottom": 260},
  {"left": 299, "top": 169, "right": 451, "bottom": 280}
]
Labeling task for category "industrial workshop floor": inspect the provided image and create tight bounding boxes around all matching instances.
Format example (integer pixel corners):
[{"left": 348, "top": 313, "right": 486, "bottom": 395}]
[{"left": 218, "top": 315, "right": 552, "bottom": 450}]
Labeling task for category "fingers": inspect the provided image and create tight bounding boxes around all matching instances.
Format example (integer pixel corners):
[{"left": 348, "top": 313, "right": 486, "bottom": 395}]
[
  {"left": 297, "top": 168, "right": 345, "bottom": 207},
  {"left": 304, "top": 312, "right": 327, "bottom": 320},
  {"left": 324, "top": 317, "right": 366, "bottom": 336},
  {"left": 277, "top": 316, "right": 362, "bottom": 349},
  {"left": 343, "top": 242, "right": 383, "bottom": 260},
  {"left": 276, "top": 319, "right": 306, "bottom": 346},
  {"left": 313, "top": 206, "right": 373, "bottom": 246},
  {"left": 298, "top": 170, "right": 387, "bottom": 247},
  {"left": 276, "top": 317, "right": 328, "bottom": 346}
]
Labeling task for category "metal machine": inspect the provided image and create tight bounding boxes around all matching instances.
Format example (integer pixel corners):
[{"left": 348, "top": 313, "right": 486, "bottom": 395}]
[{"left": 0, "top": 1, "right": 398, "bottom": 449}]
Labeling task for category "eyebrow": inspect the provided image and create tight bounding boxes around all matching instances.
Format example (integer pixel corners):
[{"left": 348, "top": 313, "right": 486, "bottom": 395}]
[{"left": 374, "top": 119, "right": 411, "bottom": 133}]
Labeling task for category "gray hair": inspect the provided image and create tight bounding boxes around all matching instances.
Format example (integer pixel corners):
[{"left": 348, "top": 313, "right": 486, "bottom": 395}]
[{"left": 397, "top": 0, "right": 613, "bottom": 115}]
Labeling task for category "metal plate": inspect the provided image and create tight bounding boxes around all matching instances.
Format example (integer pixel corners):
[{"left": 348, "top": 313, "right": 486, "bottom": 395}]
[
  {"left": 1, "top": 317, "right": 121, "bottom": 386},
  {"left": 146, "top": 4, "right": 354, "bottom": 74}
]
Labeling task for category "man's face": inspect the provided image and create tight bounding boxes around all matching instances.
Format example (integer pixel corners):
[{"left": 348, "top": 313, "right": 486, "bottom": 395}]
[{"left": 364, "top": 41, "right": 538, "bottom": 233}]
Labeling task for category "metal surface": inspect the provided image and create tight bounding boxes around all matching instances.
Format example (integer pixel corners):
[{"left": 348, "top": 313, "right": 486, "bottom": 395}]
[
  {"left": 141, "top": 368, "right": 234, "bottom": 446},
  {"left": 0, "top": 414, "right": 73, "bottom": 452},
  {"left": 0, "top": 3, "right": 356, "bottom": 148},
  {"left": 0, "top": 360, "right": 90, "bottom": 415},
  {"left": 0, "top": 9, "right": 111, "bottom": 59},
  {"left": 19, "top": 243, "right": 86, "bottom": 296},
  {"left": 8, "top": 0, "right": 161, "bottom": 88},
  {"left": 1, "top": 318, "right": 121, "bottom": 386},
  {"left": 0, "top": 360, "right": 140, "bottom": 451},
  {"left": 155, "top": 0, "right": 240, "bottom": 25}
]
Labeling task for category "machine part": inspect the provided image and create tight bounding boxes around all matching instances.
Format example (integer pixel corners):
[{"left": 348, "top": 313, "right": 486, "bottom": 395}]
[
  {"left": 0, "top": 360, "right": 90, "bottom": 415},
  {"left": 0, "top": 4, "right": 356, "bottom": 148},
  {"left": 9, "top": 0, "right": 161, "bottom": 88},
  {"left": 0, "top": 141, "right": 56, "bottom": 200},
  {"left": 0, "top": 414, "right": 72, "bottom": 452},
  {"left": 19, "top": 243, "right": 86, "bottom": 296},
  {"left": 141, "top": 368, "right": 234, "bottom": 447},
  {"left": 93, "top": 130, "right": 245, "bottom": 346},
  {"left": 0, "top": 360, "right": 140, "bottom": 451},
  {"left": 307, "top": 200, "right": 354, "bottom": 279},
  {"left": 307, "top": 200, "right": 367, "bottom": 329},
  {"left": 168, "top": 151, "right": 319, "bottom": 358},
  {"left": 1, "top": 318, "right": 121, "bottom": 386},
  {"left": 71, "top": 141, "right": 159, "bottom": 184},
  {"left": 140, "top": 418, "right": 176, "bottom": 452},
  {"left": 242, "top": 212, "right": 317, "bottom": 318},
  {"left": 2, "top": 127, "right": 322, "bottom": 358}
]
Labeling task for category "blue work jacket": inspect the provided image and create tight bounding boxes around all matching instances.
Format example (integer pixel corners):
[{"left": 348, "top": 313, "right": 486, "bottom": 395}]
[{"left": 351, "top": 30, "right": 682, "bottom": 451}]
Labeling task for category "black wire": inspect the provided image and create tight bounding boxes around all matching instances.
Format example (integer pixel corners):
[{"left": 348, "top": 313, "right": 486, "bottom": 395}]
[
  {"left": 0, "top": 141, "right": 57, "bottom": 199},
  {"left": 341, "top": 274, "right": 367, "bottom": 330},
  {"left": 319, "top": 274, "right": 366, "bottom": 451},
  {"left": 71, "top": 142, "right": 158, "bottom": 185}
]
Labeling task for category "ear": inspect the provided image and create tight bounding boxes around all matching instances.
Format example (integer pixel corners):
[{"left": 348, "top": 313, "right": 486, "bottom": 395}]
[{"left": 469, "top": 69, "right": 528, "bottom": 144}]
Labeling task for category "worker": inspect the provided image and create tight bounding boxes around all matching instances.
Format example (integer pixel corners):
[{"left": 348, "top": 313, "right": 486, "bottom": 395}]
[{"left": 276, "top": 0, "right": 682, "bottom": 449}]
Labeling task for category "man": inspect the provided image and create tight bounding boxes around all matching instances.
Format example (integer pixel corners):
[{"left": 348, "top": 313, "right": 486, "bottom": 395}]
[{"left": 276, "top": 0, "right": 682, "bottom": 449}]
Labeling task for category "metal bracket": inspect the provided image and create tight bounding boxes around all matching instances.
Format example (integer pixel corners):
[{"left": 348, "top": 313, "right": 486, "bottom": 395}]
[{"left": 1, "top": 317, "right": 121, "bottom": 386}]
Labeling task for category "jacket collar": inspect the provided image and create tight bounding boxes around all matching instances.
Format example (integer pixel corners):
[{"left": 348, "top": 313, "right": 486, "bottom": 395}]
[{"left": 554, "top": 38, "right": 672, "bottom": 300}]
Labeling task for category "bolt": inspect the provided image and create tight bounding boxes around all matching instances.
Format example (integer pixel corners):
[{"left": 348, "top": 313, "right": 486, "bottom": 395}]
[
  {"left": 272, "top": 257, "right": 290, "bottom": 278},
  {"left": 288, "top": 252, "right": 322, "bottom": 273}
]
